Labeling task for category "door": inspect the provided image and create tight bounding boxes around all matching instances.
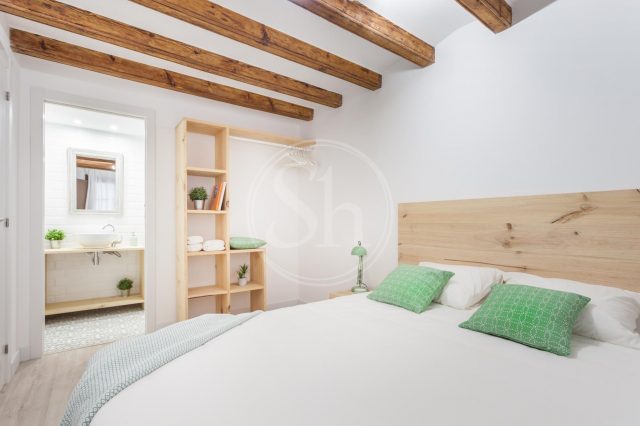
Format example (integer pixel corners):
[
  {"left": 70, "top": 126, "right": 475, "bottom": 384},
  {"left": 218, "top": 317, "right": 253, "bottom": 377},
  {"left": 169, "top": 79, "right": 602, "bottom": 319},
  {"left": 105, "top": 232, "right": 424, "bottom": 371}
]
[{"left": 0, "top": 45, "right": 8, "bottom": 387}]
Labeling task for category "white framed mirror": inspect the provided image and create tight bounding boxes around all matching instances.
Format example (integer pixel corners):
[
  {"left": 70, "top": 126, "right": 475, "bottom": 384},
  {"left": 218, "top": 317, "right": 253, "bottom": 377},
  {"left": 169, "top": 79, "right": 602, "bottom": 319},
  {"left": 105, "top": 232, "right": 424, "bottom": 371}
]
[{"left": 68, "top": 148, "right": 124, "bottom": 214}]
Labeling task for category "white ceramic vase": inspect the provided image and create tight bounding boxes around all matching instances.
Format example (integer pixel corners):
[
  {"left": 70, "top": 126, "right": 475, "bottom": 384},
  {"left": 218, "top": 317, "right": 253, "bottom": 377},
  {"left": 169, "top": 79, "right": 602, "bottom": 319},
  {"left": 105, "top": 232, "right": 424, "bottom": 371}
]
[
  {"left": 238, "top": 277, "right": 248, "bottom": 286},
  {"left": 50, "top": 240, "right": 61, "bottom": 249},
  {"left": 193, "top": 199, "right": 205, "bottom": 210}
]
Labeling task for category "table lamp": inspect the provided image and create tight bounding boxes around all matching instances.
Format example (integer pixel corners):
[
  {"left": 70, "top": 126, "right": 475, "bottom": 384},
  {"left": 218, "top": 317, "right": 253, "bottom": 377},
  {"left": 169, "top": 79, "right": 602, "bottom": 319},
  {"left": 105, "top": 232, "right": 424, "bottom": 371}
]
[{"left": 351, "top": 241, "right": 369, "bottom": 293}]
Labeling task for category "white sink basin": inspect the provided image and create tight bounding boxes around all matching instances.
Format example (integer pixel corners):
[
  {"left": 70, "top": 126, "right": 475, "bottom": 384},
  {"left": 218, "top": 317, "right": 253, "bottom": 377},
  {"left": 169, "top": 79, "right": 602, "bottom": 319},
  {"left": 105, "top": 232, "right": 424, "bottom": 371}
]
[{"left": 77, "top": 233, "right": 121, "bottom": 248}]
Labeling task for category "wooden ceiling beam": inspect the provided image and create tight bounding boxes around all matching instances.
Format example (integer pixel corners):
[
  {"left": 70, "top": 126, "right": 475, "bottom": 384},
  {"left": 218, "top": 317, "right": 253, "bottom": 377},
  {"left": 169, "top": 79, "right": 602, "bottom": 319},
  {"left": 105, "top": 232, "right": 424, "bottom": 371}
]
[
  {"left": 130, "top": 0, "right": 382, "bottom": 90},
  {"left": 10, "top": 29, "right": 314, "bottom": 121},
  {"left": 288, "top": 0, "right": 434, "bottom": 67},
  {"left": 455, "top": 0, "right": 512, "bottom": 33},
  {"left": 0, "top": 0, "right": 341, "bottom": 108}
]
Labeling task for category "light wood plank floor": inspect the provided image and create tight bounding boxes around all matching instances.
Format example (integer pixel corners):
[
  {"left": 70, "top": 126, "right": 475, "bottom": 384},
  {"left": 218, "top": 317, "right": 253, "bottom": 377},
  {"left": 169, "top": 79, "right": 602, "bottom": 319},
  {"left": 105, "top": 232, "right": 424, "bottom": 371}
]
[{"left": 0, "top": 345, "right": 102, "bottom": 426}]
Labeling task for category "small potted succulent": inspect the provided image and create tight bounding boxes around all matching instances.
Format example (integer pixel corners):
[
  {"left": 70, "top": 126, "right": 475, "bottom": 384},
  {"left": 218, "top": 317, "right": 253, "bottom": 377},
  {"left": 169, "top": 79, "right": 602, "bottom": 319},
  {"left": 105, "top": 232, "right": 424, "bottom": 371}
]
[
  {"left": 237, "top": 264, "right": 249, "bottom": 286},
  {"left": 117, "top": 278, "right": 133, "bottom": 297},
  {"left": 45, "top": 228, "right": 65, "bottom": 249},
  {"left": 189, "top": 186, "right": 208, "bottom": 210}
]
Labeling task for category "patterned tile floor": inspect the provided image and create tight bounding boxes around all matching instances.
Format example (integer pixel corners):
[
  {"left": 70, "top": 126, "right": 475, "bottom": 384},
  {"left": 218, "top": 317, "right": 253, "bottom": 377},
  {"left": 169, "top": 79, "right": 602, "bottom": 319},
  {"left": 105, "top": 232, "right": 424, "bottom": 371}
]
[{"left": 44, "top": 305, "right": 145, "bottom": 354}]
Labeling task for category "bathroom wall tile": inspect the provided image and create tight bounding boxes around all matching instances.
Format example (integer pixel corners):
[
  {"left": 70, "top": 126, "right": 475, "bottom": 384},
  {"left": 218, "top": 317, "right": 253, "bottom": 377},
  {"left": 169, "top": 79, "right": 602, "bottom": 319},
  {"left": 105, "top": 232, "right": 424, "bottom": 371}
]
[{"left": 46, "top": 251, "right": 142, "bottom": 303}]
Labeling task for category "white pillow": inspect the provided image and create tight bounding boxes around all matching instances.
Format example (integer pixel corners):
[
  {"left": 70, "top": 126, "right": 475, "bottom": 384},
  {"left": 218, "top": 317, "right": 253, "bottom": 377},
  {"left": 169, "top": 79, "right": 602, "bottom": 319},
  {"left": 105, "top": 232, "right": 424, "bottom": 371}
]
[
  {"left": 504, "top": 272, "right": 640, "bottom": 350},
  {"left": 419, "top": 261, "right": 503, "bottom": 309}
]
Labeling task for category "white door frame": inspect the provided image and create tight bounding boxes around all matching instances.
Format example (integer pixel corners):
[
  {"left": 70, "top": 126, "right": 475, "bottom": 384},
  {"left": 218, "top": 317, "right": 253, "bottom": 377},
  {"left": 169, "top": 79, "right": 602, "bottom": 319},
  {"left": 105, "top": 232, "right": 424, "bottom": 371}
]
[
  {"left": 0, "top": 36, "right": 9, "bottom": 387},
  {"left": 29, "top": 88, "right": 157, "bottom": 359}
]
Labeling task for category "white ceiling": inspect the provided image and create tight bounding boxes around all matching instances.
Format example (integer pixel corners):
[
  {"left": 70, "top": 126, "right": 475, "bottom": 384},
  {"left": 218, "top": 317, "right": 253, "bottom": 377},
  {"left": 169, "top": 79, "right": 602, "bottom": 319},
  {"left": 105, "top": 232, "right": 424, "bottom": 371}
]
[
  {"left": 5, "top": 0, "right": 526, "bottom": 114},
  {"left": 45, "top": 102, "right": 146, "bottom": 137}
]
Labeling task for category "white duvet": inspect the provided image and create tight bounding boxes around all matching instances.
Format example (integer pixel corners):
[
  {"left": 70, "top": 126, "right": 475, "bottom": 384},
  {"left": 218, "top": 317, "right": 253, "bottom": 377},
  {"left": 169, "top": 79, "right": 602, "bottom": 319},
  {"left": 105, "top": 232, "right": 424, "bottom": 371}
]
[{"left": 92, "top": 294, "right": 640, "bottom": 426}]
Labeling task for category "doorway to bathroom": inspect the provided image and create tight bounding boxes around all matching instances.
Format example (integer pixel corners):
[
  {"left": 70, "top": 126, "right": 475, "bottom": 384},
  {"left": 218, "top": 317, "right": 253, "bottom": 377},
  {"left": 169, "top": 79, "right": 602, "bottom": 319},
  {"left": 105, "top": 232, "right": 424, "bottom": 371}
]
[{"left": 42, "top": 102, "right": 147, "bottom": 354}]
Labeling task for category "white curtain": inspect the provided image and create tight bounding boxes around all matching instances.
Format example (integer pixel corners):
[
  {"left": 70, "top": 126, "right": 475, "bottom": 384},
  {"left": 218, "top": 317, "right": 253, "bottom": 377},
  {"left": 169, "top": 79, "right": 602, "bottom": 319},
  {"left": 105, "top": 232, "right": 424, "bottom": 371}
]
[{"left": 77, "top": 167, "right": 117, "bottom": 210}]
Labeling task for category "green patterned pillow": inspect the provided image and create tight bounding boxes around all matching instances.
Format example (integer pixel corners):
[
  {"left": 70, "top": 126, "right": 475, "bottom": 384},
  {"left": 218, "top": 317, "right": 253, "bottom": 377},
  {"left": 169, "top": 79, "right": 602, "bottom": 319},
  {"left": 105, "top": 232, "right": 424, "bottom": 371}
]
[
  {"left": 367, "top": 265, "right": 454, "bottom": 313},
  {"left": 230, "top": 237, "right": 266, "bottom": 250},
  {"left": 459, "top": 284, "right": 590, "bottom": 356}
]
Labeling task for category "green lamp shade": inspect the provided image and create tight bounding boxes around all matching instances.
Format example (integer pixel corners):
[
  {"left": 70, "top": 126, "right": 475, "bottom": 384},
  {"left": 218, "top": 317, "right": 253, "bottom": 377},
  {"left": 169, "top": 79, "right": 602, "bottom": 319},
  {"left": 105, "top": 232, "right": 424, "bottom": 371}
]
[{"left": 351, "top": 241, "right": 367, "bottom": 256}]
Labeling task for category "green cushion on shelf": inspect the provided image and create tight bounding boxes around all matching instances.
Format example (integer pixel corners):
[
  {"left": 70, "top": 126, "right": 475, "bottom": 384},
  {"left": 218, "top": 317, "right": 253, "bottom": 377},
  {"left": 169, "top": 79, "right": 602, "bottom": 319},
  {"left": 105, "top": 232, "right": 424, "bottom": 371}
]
[
  {"left": 229, "top": 237, "right": 267, "bottom": 250},
  {"left": 367, "top": 265, "right": 454, "bottom": 313},
  {"left": 459, "top": 284, "right": 590, "bottom": 356}
]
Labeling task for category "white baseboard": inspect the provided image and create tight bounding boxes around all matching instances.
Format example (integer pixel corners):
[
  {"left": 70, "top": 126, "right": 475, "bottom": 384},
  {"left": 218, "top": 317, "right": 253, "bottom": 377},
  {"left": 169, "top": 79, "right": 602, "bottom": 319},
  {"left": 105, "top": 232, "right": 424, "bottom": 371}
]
[
  {"left": 19, "top": 346, "right": 30, "bottom": 361},
  {"left": 232, "top": 298, "right": 301, "bottom": 314},
  {"left": 268, "top": 299, "right": 301, "bottom": 310},
  {"left": 10, "top": 350, "right": 20, "bottom": 376},
  {"left": 143, "top": 299, "right": 303, "bottom": 331}
]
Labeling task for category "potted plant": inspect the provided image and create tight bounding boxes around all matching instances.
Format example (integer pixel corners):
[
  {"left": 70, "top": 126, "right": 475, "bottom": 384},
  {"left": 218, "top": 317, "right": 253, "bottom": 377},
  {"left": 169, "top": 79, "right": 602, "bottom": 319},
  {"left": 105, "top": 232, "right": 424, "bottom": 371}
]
[
  {"left": 189, "top": 186, "right": 208, "bottom": 210},
  {"left": 117, "top": 278, "right": 133, "bottom": 297},
  {"left": 237, "top": 264, "right": 249, "bottom": 286},
  {"left": 45, "top": 228, "right": 65, "bottom": 249}
]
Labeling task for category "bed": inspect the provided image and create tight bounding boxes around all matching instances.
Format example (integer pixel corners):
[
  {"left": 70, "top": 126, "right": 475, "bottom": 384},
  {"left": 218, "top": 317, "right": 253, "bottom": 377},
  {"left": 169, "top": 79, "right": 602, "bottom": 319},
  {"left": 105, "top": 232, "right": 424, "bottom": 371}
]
[
  {"left": 87, "top": 189, "right": 640, "bottom": 425},
  {"left": 91, "top": 293, "right": 640, "bottom": 426}
]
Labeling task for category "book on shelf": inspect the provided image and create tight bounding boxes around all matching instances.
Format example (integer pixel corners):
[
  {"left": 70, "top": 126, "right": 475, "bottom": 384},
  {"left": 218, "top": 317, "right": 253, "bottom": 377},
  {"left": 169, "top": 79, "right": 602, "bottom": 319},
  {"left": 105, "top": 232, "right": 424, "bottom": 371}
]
[
  {"left": 217, "top": 182, "right": 227, "bottom": 210},
  {"left": 210, "top": 184, "right": 219, "bottom": 210},
  {"left": 210, "top": 182, "right": 227, "bottom": 211}
]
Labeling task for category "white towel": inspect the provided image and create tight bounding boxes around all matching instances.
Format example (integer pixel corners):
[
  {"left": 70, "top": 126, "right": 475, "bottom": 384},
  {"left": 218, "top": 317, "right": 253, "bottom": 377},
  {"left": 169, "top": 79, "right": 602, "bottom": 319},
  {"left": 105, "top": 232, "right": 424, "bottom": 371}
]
[
  {"left": 187, "top": 243, "right": 203, "bottom": 252},
  {"left": 204, "top": 239, "right": 225, "bottom": 246},
  {"left": 203, "top": 245, "right": 225, "bottom": 252},
  {"left": 187, "top": 236, "right": 204, "bottom": 244},
  {"left": 203, "top": 239, "right": 225, "bottom": 251}
]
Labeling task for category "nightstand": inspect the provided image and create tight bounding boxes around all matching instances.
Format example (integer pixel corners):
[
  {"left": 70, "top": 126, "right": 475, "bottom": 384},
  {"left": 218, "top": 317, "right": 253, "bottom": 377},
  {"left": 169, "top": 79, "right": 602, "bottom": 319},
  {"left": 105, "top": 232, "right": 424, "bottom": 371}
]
[{"left": 329, "top": 290, "right": 369, "bottom": 299}]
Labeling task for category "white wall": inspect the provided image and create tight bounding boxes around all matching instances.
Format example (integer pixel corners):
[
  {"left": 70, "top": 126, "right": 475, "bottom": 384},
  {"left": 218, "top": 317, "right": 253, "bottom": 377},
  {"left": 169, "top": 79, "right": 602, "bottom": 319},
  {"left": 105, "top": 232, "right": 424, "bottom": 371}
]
[
  {"left": 43, "top": 122, "right": 146, "bottom": 244},
  {"left": 0, "top": 14, "right": 20, "bottom": 384},
  {"left": 15, "top": 60, "right": 308, "bottom": 358},
  {"left": 304, "top": 0, "right": 640, "bottom": 295}
]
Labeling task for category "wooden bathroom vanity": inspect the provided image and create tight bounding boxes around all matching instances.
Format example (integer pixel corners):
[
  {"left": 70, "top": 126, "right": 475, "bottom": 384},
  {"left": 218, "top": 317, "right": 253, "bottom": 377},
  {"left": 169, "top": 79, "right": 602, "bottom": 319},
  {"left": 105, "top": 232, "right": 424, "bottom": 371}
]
[{"left": 44, "top": 246, "right": 145, "bottom": 315}]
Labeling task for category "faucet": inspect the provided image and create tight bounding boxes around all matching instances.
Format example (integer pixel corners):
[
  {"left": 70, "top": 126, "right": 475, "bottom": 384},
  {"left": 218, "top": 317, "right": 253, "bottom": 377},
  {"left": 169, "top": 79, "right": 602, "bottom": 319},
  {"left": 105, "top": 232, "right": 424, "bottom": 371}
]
[{"left": 102, "top": 224, "right": 120, "bottom": 247}]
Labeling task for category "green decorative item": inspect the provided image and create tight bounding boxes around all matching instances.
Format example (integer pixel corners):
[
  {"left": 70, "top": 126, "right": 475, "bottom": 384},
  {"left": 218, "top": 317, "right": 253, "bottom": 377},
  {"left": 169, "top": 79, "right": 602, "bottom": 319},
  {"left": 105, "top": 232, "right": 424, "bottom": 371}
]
[
  {"left": 237, "top": 264, "right": 249, "bottom": 286},
  {"left": 117, "top": 278, "right": 134, "bottom": 297},
  {"left": 351, "top": 241, "right": 368, "bottom": 293},
  {"left": 189, "top": 186, "right": 208, "bottom": 210},
  {"left": 367, "top": 265, "right": 454, "bottom": 313},
  {"left": 45, "top": 228, "right": 65, "bottom": 249},
  {"left": 230, "top": 237, "right": 267, "bottom": 250},
  {"left": 459, "top": 284, "right": 590, "bottom": 356}
]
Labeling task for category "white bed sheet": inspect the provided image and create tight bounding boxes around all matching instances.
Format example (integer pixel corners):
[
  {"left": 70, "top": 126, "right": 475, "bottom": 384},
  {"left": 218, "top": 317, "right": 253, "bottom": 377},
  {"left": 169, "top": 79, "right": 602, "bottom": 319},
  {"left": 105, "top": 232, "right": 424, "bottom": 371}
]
[{"left": 92, "top": 295, "right": 640, "bottom": 426}]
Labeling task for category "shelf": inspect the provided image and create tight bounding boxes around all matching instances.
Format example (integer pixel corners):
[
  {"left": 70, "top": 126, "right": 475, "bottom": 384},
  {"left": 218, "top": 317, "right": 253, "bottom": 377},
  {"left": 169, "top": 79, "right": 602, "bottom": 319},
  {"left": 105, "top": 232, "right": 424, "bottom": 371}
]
[
  {"left": 229, "top": 248, "right": 265, "bottom": 254},
  {"left": 45, "top": 246, "right": 144, "bottom": 255},
  {"left": 45, "top": 294, "right": 144, "bottom": 316},
  {"left": 187, "top": 250, "right": 227, "bottom": 257},
  {"left": 178, "top": 119, "right": 267, "bottom": 320},
  {"left": 186, "top": 166, "right": 226, "bottom": 177},
  {"left": 230, "top": 282, "right": 264, "bottom": 294},
  {"left": 188, "top": 285, "right": 227, "bottom": 299},
  {"left": 187, "top": 210, "right": 227, "bottom": 215},
  {"left": 185, "top": 119, "right": 227, "bottom": 136}
]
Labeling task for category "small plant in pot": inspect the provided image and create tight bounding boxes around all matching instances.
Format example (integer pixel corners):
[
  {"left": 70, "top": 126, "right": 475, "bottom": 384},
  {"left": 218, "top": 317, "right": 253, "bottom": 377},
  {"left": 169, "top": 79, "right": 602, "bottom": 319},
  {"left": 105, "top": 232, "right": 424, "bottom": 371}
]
[
  {"left": 45, "top": 228, "right": 65, "bottom": 249},
  {"left": 237, "top": 264, "right": 249, "bottom": 286},
  {"left": 117, "top": 278, "right": 133, "bottom": 297},
  {"left": 189, "top": 186, "right": 208, "bottom": 210}
]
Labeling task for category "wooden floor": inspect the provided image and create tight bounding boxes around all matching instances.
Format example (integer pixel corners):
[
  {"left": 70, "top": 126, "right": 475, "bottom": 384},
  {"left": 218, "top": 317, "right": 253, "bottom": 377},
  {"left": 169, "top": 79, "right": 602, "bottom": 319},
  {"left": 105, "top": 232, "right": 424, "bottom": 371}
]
[{"left": 0, "top": 345, "right": 102, "bottom": 426}]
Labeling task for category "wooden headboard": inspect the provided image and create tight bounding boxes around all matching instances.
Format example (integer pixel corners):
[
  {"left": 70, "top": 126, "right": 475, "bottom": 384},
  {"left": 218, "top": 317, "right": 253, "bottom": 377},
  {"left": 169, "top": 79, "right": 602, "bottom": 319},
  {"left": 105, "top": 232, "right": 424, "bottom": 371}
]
[{"left": 398, "top": 189, "right": 640, "bottom": 292}]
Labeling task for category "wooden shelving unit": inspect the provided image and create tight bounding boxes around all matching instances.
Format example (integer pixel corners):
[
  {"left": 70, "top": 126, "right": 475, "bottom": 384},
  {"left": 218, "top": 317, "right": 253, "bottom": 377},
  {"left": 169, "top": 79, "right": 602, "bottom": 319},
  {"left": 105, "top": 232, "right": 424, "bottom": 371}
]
[
  {"left": 176, "top": 118, "right": 267, "bottom": 321},
  {"left": 45, "top": 294, "right": 144, "bottom": 316}
]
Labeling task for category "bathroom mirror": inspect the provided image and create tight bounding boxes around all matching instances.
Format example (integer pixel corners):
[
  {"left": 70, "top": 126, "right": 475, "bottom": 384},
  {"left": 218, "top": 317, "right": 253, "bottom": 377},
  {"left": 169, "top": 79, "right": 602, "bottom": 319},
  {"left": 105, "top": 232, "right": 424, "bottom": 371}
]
[{"left": 68, "top": 149, "right": 124, "bottom": 214}]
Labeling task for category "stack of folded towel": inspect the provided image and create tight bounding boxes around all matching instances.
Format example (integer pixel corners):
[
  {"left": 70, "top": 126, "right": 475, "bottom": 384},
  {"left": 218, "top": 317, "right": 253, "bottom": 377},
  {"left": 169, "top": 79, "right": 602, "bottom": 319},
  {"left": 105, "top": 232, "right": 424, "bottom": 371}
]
[
  {"left": 187, "top": 236, "right": 204, "bottom": 252},
  {"left": 186, "top": 236, "right": 225, "bottom": 252},
  {"left": 203, "top": 239, "right": 225, "bottom": 252}
]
